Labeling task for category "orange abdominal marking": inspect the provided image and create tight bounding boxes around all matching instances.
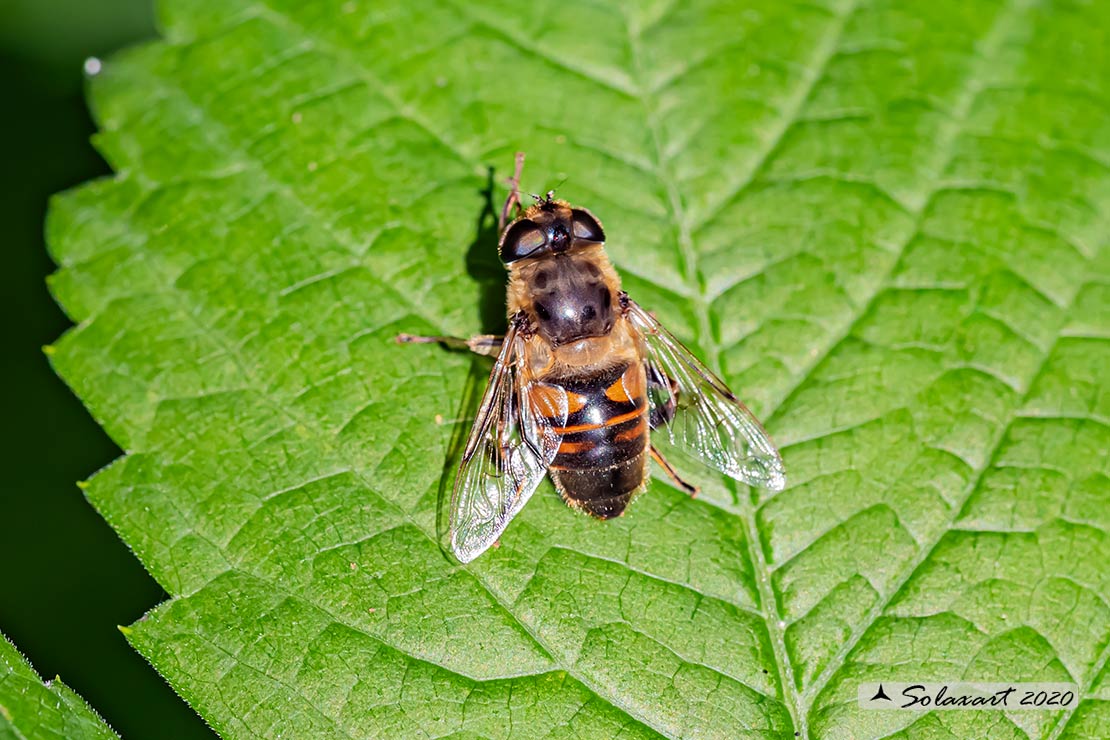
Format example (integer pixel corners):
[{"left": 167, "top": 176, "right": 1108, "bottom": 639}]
[
  {"left": 613, "top": 415, "right": 647, "bottom": 442},
  {"left": 553, "top": 406, "right": 643, "bottom": 434},
  {"left": 557, "top": 440, "right": 592, "bottom": 455},
  {"left": 603, "top": 365, "right": 645, "bottom": 404},
  {"left": 530, "top": 383, "right": 587, "bottom": 415},
  {"left": 604, "top": 377, "right": 631, "bottom": 403},
  {"left": 566, "top": 391, "right": 587, "bottom": 414}
]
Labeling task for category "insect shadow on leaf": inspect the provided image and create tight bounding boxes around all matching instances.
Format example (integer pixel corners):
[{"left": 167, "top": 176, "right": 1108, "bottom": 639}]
[{"left": 466, "top": 167, "right": 509, "bottom": 338}]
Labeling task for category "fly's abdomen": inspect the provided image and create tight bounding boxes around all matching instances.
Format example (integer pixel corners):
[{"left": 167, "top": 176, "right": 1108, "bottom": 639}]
[{"left": 541, "top": 361, "right": 649, "bottom": 519}]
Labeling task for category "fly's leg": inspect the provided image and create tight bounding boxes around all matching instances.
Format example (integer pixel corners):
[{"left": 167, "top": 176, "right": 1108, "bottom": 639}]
[
  {"left": 395, "top": 333, "right": 504, "bottom": 358},
  {"left": 646, "top": 364, "right": 679, "bottom": 428},
  {"left": 645, "top": 364, "right": 693, "bottom": 494},
  {"left": 650, "top": 445, "right": 699, "bottom": 497},
  {"left": 498, "top": 151, "right": 526, "bottom": 233}
]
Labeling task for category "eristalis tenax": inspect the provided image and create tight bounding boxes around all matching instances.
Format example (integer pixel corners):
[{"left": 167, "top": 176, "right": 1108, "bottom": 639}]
[{"left": 398, "top": 153, "right": 785, "bottom": 563}]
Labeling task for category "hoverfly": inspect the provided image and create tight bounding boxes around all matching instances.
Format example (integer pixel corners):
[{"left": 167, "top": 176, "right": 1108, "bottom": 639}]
[{"left": 398, "top": 154, "right": 785, "bottom": 563}]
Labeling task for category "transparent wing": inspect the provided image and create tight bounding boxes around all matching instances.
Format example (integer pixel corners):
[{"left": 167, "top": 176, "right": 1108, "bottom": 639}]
[
  {"left": 450, "top": 323, "right": 566, "bottom": 563},
  {"left": 625, "top": 298, "right": 786, "bottom": 491}
]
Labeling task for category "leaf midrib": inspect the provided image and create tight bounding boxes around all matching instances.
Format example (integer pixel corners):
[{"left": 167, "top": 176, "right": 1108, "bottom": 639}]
[{"left": 621, "top": 0, "right": 861, "bottom": 733}]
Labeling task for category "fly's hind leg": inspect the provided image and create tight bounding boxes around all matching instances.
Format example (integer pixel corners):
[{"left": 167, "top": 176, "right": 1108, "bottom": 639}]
[
  {"left": 498, "top": 151, "right": 526, "bottom": 233},
  {"left": 647, "top": 365, "right": 679, "bottom": 428},
  {"left": 645, "top": 367, "right": 695, "bottom": 495},
  {"left": 650, "top": 445, "right": 699, "bottom": 497},
  {"left": 395, "top": 333, "right": 503, "bottom": 357}
]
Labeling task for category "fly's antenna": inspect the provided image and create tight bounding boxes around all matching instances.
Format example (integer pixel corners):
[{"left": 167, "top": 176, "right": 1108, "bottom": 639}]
[{"left": 531, "top": 190, "right": 557, "bottom": 209}]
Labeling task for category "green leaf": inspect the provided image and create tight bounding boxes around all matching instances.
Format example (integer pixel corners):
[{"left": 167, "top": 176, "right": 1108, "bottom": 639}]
[
  {"left": 0, "top": 633, "right": 119, "bottom": 740},
  {"left": 47, "top": 0, "right": 1109, "bottom": 737}
]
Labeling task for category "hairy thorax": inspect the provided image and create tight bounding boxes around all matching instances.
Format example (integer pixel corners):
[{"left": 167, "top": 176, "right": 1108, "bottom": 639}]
[
  {"left": 507, "top": 245, "right": 623, "bottom": 349},
  {"left": 522, "top": 319, "right": 641, "bottom": 383}
]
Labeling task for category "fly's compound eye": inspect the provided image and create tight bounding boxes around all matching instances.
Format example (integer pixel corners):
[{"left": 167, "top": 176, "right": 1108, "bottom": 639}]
[
  {"left": 500, "top": 219, "right": 548, "bottom": 262},
  {"left": 571, "top": 208, "right": 605, "bottom": 243}
]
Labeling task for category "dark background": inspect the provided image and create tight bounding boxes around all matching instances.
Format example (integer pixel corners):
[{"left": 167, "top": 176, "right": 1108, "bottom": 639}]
[{"left": 1, "top": 1, "right": 215, "bottom": 737}]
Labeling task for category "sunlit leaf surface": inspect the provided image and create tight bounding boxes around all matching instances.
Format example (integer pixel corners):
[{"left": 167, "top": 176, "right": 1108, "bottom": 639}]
[{"left": 49, "top": 0, "right": 1109, "bottom": 737}]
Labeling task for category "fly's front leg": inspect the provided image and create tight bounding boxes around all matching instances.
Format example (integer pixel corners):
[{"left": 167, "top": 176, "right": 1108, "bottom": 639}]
[
  {"left": 650, "top": 445, "right": 699, "bottom": 497},
  {"left": 395, "top": 333, "right": 504, "bottom": 357},
  {"left": 498, "top": 151, "right": 526, "bottom": 233}
]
